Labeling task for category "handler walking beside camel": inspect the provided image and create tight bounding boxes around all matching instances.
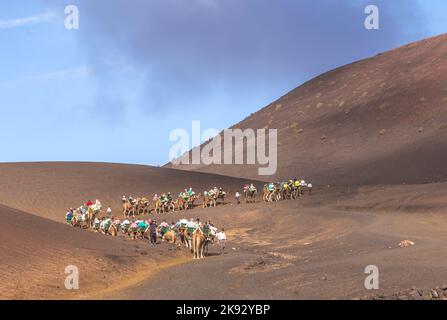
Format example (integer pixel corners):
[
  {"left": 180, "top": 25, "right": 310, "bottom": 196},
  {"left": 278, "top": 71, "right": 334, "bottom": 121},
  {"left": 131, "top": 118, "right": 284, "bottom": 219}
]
[
  {"left": 216, "top": 228, "right": 226, "bottom": 254},
  {"left": 149, "top": 220, "right": 157, "bottom": 245},
  {"left": 235, "top": 192, "right": 241, "bottom": 204},
  {"left": 106, "top": 207, "right": 112, "bottom": 219}
]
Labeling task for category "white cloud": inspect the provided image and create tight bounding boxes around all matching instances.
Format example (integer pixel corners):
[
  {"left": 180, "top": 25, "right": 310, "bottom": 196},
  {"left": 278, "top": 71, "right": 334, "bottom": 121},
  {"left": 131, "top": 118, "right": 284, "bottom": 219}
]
[
  {"left": 0, "top": 66, "right": 91, "bottom": 87},
  {"left": 0, "top": 12, "right": 57, "bottom": 30}
]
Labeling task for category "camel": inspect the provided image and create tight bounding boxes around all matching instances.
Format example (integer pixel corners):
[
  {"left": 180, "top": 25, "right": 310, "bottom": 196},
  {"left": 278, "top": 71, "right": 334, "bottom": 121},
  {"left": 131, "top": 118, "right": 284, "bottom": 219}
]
[
  {"left": 87, "top": 206, "right": 101, "bottom": 228},
  {"left": 263, "top": 186, "right": 272, "bottom": 202},
  {"left": 268, "top": 184, "right": 282, "bottom": 202},
  {"left": 127, "top": 225, "right": 140, "bottom": 240},
  {"left": 291, "top": 185, "right": 300, "bottom": 199},
  {"left": 167, "top": 199, "right": 177, "bottom": 212},
  {"left": 192, "top": 228, "right": 207, "bottom": 259},
  {"left": 163, "top": 230, "right": 176, "bottom": 243},
  {"left": 176, "top": 227, "right": 189, "bottom": 248},
  {"left": 70, "top": 215, "right": 79, "bottom": 227},
  {"left": 243, "top": 187, "right": 257, "bottom": 203},
  {"left": 136, "top": 199, "right": 158, "bottom": 215},
  {"left": 71, "top": 213, "right": 89, "bottom": 229},
  {"left": 126, "top": 222, "right": 150, "bottom": 240},
  {"left": 157, "top": 199, "right": 173, "bottom": 214},
  {"left": 112, "top": 220, "right": 121, "bottom": 232},
  {"left": 100, "top": 220, "right": 117, "bottom": 236},
  {"left": 180, "top": 227, "right": 194, "bottom": 251},
  {"left": 92, "top": 218, "right": 101, "bottom": 232},
  {"left": 262, "top": 185, "right": 268, "bottom": 202},
  {"left": 272, "top": 189, "right": 281, "bottom": 202},
  {"left": 108, "top": 223, "right": 118, "bottom": 237},
  {"left": 300, "top": 183, "right": 312, "bottom": 195},
  {"left": 202, "top": 193, "right": 217, "bottom": 208},
  {"left": 120, "top": 222, "right": 130, "bottom": 235},
  {"left": 135, "top": 198, "right": 150, "bottom": 215},
  {"left": 122, "top": 201, "right": 135, "bottom": 218},
  {"left": 203, "top": 226, "right": 217, "bottom": 256},
  {"left": 145, "top": 197, "right": 174, "bottom": 214},
  {"left": 180, "top": 196, "right": 192, "bottom": 210},
  {"left": 190, "top": 193, "right": 200, "bottom": 209},
  {"left": 140, "top": 226, "right": 150, "bottom": 240},
  {"left": 158, "top": 225, "right": 176, "bottom": 243},
  {"left": 177, "top": 194, "right": 193, "bottom": 211},
  {"left": 149, "top": 198, "right": 165, "bottom": 214},
  {"left": 281, "top": 185, "right": 292, "bottom": 200},
  {"left": 216, "top": 190, "right": 226, "bottom": 205},
  {"left": 263, "top": 187, "right": 280, "bottom": 202},
  {"left": 262, "top": 185, "right": 278, "bottom": 202},
  {"left": 169, "top": 198, "right": 180, "bottom": 212},
  {"left": 153, "top": 198, "right": 169, "bottom": 214}
]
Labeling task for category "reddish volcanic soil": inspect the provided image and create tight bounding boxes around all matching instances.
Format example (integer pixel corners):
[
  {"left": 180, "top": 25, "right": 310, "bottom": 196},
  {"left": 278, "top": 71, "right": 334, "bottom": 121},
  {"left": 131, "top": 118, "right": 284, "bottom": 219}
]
[
  {"left": 0, "top": 203, "right": 189, "bottom": 299},
  {"left": 0, "top": 162, "right": 256, "bottom": 223},
  {"left": 2, "top": 163, "right": 447, "bottom": 299},
  {"left": 166, "top": 33, "right": 447, "bottom": 186},
  {"left": 101, "top": 182, "right": 447, "bottom": 299}
]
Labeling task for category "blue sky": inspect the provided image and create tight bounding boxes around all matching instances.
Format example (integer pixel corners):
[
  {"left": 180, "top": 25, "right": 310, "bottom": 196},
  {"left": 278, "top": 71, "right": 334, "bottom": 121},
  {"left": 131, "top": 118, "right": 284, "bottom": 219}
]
[{"left": 0, "top": 0, "right": 445, "bottom": 165}]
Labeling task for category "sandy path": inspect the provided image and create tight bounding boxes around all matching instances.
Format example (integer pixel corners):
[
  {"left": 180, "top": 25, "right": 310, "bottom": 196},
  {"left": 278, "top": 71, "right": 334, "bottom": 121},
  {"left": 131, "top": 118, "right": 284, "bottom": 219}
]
[{"left": 100, "top": 191, "right": 447, "bottom": 299}]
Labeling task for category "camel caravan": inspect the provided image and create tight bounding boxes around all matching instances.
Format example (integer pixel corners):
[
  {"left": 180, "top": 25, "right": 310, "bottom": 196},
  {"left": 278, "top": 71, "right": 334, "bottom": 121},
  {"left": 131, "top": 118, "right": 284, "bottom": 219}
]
[
  {"left": 240, "top": 179, "right": 312, "bottom": 203},
  {"left": 66, "top": 199, "right": 103, "bottom": 230},
  {"left": 64, "top": 180, "right": 312, "bottom": 229},
  {"left": 120, "top": 179, "right": 312, "bottom": 219},
  {"left": 122, "top": 187, "right": 228, "bottom": 217},
  {"left": 65, "top": 200, "right": 223, "bottom": 259},
  {"left": 262, "top": 179, "right": 312, "bottom": 202}
]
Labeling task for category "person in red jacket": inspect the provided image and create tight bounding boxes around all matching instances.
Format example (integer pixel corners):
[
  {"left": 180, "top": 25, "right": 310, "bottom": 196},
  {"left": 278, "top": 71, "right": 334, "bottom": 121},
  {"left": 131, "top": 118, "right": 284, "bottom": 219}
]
[{"left": 86, "top": 200, "right": 93, "bottom": 207}]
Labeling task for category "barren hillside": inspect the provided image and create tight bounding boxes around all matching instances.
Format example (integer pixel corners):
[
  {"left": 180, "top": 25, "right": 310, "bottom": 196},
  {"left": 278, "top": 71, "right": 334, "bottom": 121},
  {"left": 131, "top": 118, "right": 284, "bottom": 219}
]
[
  {"left": 0, "top": 162, "right": 255, "bottom": 222},
  {"left": 167, "top": 33, "right": 447, "bottom": 186}
]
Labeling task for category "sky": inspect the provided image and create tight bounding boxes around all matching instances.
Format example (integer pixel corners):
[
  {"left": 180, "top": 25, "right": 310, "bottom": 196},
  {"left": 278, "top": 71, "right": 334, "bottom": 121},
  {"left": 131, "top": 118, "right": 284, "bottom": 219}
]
[{"left": 0, "top": 0, "right": 446, "bottom": 165}]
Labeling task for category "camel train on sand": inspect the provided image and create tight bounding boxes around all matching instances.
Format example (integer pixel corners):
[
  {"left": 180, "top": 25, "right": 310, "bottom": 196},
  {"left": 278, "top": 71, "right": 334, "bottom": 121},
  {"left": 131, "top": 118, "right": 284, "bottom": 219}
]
[
  {"left": 66, "top": 179, "right": 312, "bottom": 259},
  {"left": 122, "top": 187, "right": 228, "bottom": 217},
  {"left": 68, "top": 206, "right": 218, "bottom": 260},
  {"left": 121, "top": 179, "right": 312, "bottom": 218}
]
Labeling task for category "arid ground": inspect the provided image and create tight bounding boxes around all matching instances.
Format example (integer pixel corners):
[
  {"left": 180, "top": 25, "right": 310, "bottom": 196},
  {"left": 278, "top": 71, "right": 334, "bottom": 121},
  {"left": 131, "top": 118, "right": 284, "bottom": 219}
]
[{"left": 2, "top": 163, "right": 447, "bottom": 299}]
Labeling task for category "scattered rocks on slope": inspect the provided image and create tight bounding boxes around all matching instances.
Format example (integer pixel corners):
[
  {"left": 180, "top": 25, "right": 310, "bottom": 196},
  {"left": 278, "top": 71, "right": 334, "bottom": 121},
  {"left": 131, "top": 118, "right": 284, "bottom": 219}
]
[
  {"left": 398, "top": 239, "right": 415, "bottom": 247},
  {"left": 360, "top": 285, "right": 447, "bottom": 300}
]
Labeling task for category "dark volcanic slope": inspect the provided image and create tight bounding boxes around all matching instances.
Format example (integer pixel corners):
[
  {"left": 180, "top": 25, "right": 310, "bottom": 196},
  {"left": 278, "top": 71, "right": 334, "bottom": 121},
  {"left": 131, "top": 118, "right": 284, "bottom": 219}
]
[
  {"left": 0, "top": 162, "right": 255, "bottom": 222},
  {"left": 0, "top": 204, "right": 172, "bottom": 299},
  {"left": 167, "top": 33, "right": 447, "bottom": 186}
]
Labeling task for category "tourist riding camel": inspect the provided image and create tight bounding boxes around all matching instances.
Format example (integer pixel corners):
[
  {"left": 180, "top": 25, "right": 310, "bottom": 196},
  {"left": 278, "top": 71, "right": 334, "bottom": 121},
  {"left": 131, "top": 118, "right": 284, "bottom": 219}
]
[{"left": 244, "top": 184, "right": 257, "bottom": 203}]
